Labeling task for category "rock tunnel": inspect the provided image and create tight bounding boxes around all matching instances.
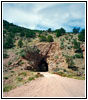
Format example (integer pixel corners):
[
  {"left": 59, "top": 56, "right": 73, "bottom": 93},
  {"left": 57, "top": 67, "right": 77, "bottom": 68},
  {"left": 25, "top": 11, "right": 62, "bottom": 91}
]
[{"left": 38, "top": 58, "right": 48, "bottom": 72}]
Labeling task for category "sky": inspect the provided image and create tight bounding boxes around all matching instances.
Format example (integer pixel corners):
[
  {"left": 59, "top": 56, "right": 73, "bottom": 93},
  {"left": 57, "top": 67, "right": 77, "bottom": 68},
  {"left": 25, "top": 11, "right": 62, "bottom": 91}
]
[{"left": 3, "top": 2, "right": 85, "bottom": 32}]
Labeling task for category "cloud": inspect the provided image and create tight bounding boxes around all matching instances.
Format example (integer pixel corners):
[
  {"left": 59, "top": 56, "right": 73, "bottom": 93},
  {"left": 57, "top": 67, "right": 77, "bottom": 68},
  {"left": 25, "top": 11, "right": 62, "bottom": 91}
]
[{"left": 3, "top": 2, "right": 85, "bottom": 31}]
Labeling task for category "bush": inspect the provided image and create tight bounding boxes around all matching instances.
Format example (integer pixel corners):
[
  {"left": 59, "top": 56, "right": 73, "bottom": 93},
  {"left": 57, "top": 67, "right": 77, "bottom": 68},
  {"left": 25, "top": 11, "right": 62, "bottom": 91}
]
[
  {"left": 65, "top": 56, "right": 74, "bottom": 67},
  {"left": 4, "top": 76, "right": 8, "bottom": 80},
  {"left": 28, "top": 77, "right": 35, "bottom": 81},
  {"left": 19, "top": 45, "right": 40, "bottom": 58},
  {"left": 60, "top": 28, "right": 66, "bottom": 34},
  {"left": 47, "top": 35, "right": 54, "bottom": 42},
  {"left": 3, "top": 50, "right": 9, "bottom": 58},
  {"left": 3, "top": 85, "right": 13, "bottom": 92},
  {"left": 73, "top": 39, "right": 82, "bottom": 53},
  {"left": 25, "top": 31, "right": 36, "bottom": 38},
  {"left": 73, "top": 53, "right": 83, "bottom": 59},
  {"left": 18, "top": 72, "right": 27, "bottom": 76},
  {"left": 60, "top": 39, "right": 64, "bottom": 49},
  {"left": 39, "top": 36, "right": 47, "bottom": 42},
  {"left": 20, "top": 32, "right": 25, "bottom": 37},
  {"left": 18, "top": 39, "right": 23, "bottom": 48},
  {"left": 67, "top": 46, "right": 72, "bottom": 49},
  {"left": 3, "top": 36, "right": 14, "bottom": 49},
  {"left": 55, "top": 28, "right": 66, "bottom": 37},
  {"left": 47, "top": 28, "right": 52, "bottom": 32},
  {"left": 56, "top": 30, "right": 62, "bottom": 37},
  {"left": 65, "top": 36, "right": 69, "bottom": 40},
  {"left": 17, "top": 77, "right": 23, "bottom": 81},
  {"left": 78, "top": 29, "right": 85, "bottom": 42},
  {"left": 8, "top": 61, "right": 12, "bottom": 65},
  {"left": 73, "top": 27, "right": 80, "bottom": 33},
  {"left": 26, "top": 45, "right": 40, "bottom": 54},
  {"left": 19, "top": 49, "right": 26, "bottom": 57}
]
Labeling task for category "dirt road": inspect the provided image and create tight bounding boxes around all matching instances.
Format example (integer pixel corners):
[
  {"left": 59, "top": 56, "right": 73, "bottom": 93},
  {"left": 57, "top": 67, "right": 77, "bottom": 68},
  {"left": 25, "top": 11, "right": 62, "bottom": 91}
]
[{"left": 3, "top": 72, "right": 85, "bottom": 97}]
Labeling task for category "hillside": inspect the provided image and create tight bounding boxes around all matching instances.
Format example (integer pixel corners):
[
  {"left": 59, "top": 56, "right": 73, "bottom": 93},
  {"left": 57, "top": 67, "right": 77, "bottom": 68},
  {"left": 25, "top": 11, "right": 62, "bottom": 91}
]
[{"left": 3, "top": 20, "right": 85, "bottom": 93}]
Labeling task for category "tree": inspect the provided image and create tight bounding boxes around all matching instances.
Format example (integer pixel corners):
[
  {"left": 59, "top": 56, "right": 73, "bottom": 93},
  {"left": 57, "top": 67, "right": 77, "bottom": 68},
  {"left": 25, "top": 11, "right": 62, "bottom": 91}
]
[
  {"left": 18, "top": 39, "right": 23, "bottom": 48},
  {"left": 55, "top": 28, "right": 66, "bottom": 37},
  {"left": 47, "top": 35, "right": 54, "bottom": 42},
  {"left": 73, "top": 27, "right": 80, "bottom": 33},
  {"left": 56, "top": 30, "right": 62, "bottom": 37},
  {"left": 20, "top": 32, "right": 25, "bottom": 37},
  {"left": 60, "top": 28, "right": 66, "bottom": 34},
  {"left": 78, "top": 29, "right": 85, "bottom": 42},
  {"left": 47, "top": 28, "right": 51, "bottom": 32},
  {"left": 3, "top": 36, "right": 14, "bottom": 49},
  {"left": 25, "top": 31, "right": 36, "bottom": 38}
]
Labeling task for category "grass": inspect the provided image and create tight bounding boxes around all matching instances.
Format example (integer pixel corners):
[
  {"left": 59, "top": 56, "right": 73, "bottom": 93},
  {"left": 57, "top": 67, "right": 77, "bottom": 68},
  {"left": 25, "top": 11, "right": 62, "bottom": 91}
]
[
  {"left": 55, "top": 56, "right": 58, "bottom": 59},
  {"left": 53, "top": 67, "right": 85, "bottom": 80},
  {"left": 53, "top": 71, "right": 85, "bottom": 80},
  {"left": 3, "top": 85, "right": 13, "bottom": 92},
  {"left": 28, "top": 77, "right": 35, "bottom": 81},
  {"left": 18, "top": 72, "right": 27, "bottom": 76},
  {"left": 17, "top": 77, "right": 23, "bottom": 81}
]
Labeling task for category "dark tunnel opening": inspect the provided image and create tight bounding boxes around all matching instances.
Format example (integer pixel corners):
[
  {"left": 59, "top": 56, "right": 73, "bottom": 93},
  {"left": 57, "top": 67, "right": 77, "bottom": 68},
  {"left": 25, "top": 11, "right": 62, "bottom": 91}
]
[{"left": 38, "top": 58, "right": 48, "bottom": 72}]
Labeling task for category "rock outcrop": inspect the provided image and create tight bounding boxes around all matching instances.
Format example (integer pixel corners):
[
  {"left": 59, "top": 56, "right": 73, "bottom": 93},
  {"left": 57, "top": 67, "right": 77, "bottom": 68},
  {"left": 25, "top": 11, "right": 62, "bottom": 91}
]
[
  {"left": 13, "top": 42, "right": 68, "bottom": 71},
  {"left": 36, "top": 42, "right": 68, "bottom": 71}
]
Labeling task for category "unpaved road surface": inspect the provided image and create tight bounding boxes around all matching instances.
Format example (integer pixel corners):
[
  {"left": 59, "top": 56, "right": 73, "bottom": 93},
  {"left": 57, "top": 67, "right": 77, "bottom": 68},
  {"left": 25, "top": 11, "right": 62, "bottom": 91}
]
[{"left": 3, "top": 72, "right": 85, "bottom": 97}]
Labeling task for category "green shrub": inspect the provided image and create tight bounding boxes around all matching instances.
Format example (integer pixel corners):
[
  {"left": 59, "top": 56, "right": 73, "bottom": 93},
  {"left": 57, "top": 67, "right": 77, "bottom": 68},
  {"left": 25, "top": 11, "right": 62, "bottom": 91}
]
[
  {"left": 3, "top": 50, "right": 9, "bottom": 58},
  {"left": 73, "top": 39, "right": 82, "bottom": 53},
  {"left": 67, "top": 46, "right": 72, "bottom": 49},
  {"left": 3, "top": 36, "right": 14, "bottom": 49},
  {"left": 3, "top": 53, "right": 8, "bottom": 58},
  {"left": 18, "top": 39, "right": 23, "bottom": 48},
  {"left": 65, "top": 36, "right": 69, "bottom": 40},
  {"left": 19, "top": 45, "right": 40, "bottom": 58},
  {"left": 26, "top": 45, "right": 40, "bottom": 54},
  {"left": 11, "top": 71, "right": 14, "bottom": 73},
  {"left": 8, "top": 61, "right": 12, "bottom": 65},
  {"left": 19, "top": 49, "right": 26, "bottom": 57},
  {"left": 73, "top": 53, "right": 83, "bottom": 58},
  {"left": 20, "top": 32, "right": 25, "bottom": 37},
  {"left": 3, "top": 85, "right": 13, "bottom": 92},
  {"left": 39, "top": 36, "right": 47, "bottom": 42},
  {"left": 55, "top": 56, "right": 58, "bottom": 59},
  {"left": 17, "top": 77, "right": 23, "bottom": 81},
  {"left": 4, "top": 76, "right": 8, "bottom": 80},
  {"left": 56, "top": 30, "right": 62, "bottom": 37},
  {"left": 60, "top": 39, "right": 64, "bottom": 49},
  {"left": 73, "top": 27, "right": 80, "bottom": 33},
  {"left": 18, "top": 72, "right": 27, "bottom": 76},
  {"left": 78, "top": 29, "right": 85, "bottom": 42},
  {"left": 58, "top": 71, "right": 64, "bottom": 76},
  {"left": 25, "top": 31, "right": 36, "bottom": 38},
  {"left": 47, "top": 28, "right": 52, "bottom": 32},
  {"left": 28, "top": 77, "right": 35, "bottom": 81},
  {"left": 47, "top": 35, "right": 54, "bottom": 42},
  {"left": 65, "top": 56, "right": 74, "bottom": 67},
  {"left": 70, "top": 34, "right": 73, "bottom": 39}
]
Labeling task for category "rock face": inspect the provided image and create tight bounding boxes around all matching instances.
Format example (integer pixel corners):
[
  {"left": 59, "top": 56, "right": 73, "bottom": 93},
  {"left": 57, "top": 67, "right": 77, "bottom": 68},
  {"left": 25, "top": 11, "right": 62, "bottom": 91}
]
[
  {"left": 36, "top": 42, "right": 68, "bottom": 71},
  {"left": 16, "top": 42, "right": 68, "bottom": 71}
]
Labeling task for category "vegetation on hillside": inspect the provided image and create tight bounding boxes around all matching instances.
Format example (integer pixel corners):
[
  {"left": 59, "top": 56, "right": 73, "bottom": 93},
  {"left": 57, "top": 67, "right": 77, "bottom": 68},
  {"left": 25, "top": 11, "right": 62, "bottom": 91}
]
[{"left": 3, "top": 20, "right": 85, "bottom": 92}]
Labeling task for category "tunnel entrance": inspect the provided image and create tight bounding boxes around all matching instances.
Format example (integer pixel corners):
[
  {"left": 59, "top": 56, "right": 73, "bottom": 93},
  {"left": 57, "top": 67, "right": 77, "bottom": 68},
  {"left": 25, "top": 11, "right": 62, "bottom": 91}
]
[{"left": 38, "top": 58, "right": 48, "bottom": 72}]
